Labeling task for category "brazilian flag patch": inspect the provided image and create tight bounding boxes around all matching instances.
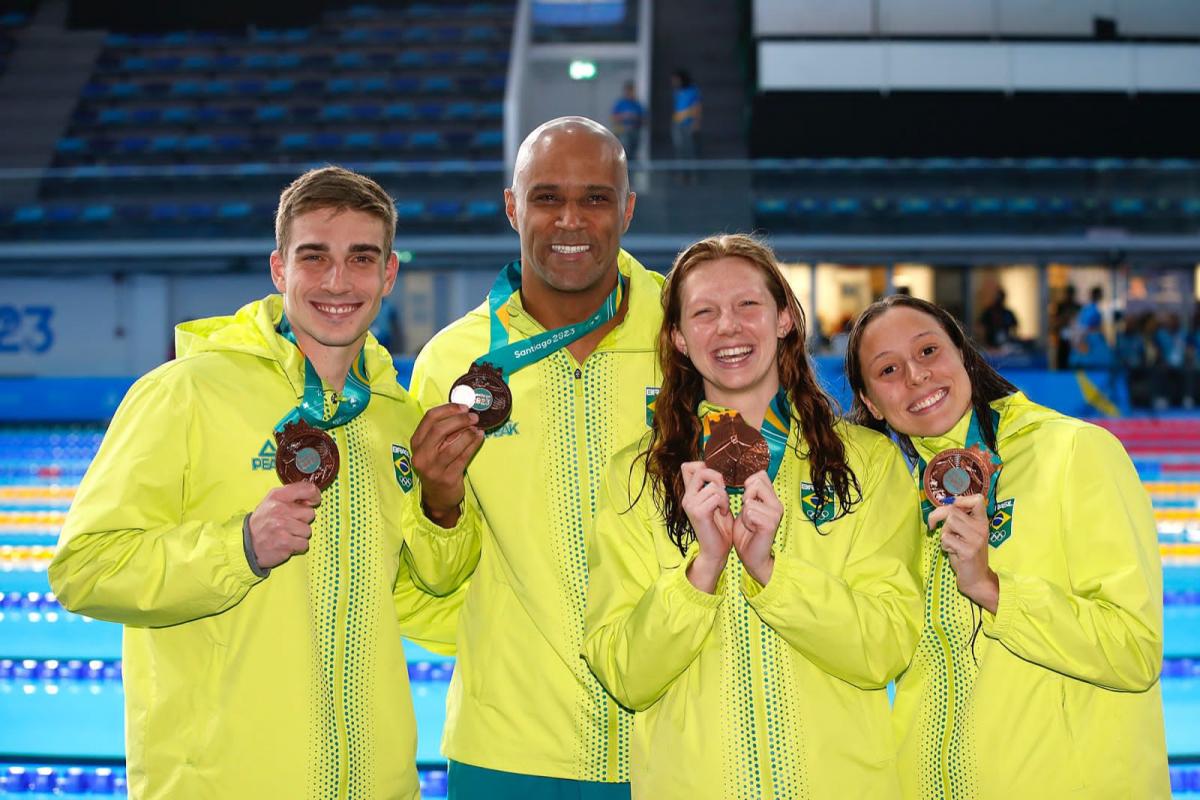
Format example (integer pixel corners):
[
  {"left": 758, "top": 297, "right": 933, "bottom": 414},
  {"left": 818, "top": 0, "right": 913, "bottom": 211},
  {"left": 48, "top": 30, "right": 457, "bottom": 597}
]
[
  {"left": 989, "top": 498, "right": 1015, "bottom": 547},
  {"left": 645, "top": 386, "right": 660, "bottom": 427},
  {"left": 801, "top": 482, "right": 835, "bottom": 524},
  {"left": 392, "top": 444, "right": 414, "bottom": 493}
]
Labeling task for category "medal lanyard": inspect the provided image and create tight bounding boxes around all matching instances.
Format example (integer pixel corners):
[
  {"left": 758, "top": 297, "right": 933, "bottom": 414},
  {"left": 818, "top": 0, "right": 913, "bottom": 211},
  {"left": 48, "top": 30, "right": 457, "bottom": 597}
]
[
  {"left": 698, "top": 388, "right": 792, "bottom": 491},
  {"left": 480, "top": 260, "right": 626, "bottom": 378},
  {"left": 274, "top": 312, "right": 372, "bottom": 432},
  {"left": 916, "top": 408, "right": 1002, "bottom": 525}
]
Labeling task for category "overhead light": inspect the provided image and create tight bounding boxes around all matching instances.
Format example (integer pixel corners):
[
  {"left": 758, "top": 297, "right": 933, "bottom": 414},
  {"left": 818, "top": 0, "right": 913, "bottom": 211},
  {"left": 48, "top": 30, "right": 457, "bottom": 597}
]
[{"left": 569, "top": 60, "right": 597, "bottom": 80}]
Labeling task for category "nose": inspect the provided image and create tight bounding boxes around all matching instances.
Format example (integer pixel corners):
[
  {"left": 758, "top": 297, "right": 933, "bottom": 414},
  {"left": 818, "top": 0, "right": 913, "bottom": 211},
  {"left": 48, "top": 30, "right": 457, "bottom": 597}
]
[
  {"left": 715, "top": 308, "right": 741, "bottom": 336},
  {"left": 905, "top": 360, "right": 930, "bottom": 386},
  {"left": 556, "top": 201, "right": 583, "bottom": 230},
  {"left": 322, "top": 259, "right": 351, "bottom": 293}
]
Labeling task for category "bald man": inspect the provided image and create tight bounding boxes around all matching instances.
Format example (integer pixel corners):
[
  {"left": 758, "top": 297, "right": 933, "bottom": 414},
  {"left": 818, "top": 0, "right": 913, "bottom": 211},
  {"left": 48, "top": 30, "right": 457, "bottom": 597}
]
[{"left": 406, "top": 117, "right": 663, "bottom": 798}]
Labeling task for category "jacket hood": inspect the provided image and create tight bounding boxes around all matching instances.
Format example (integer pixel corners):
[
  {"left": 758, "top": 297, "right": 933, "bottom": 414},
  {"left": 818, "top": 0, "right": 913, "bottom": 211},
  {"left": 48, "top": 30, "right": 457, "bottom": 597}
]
[
  {"left": 912, "top": 391, "right": 1052, "bottom": 462},
  {"left": 174, "top": 294, "right": 405, "bottom": 401}
]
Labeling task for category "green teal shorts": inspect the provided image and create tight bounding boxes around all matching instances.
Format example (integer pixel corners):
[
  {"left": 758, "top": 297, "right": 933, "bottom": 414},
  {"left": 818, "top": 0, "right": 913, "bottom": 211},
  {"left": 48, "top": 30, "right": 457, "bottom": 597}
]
[{"left": 447, "top": 760, "right": 631, "bottom": 800}]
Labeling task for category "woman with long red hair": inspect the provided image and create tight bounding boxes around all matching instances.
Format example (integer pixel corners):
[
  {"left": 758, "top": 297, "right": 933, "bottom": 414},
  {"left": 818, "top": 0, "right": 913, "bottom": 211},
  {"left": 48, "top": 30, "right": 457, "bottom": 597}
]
[{"left": 583, "top": 234, "right": 923, "bottom": 798}]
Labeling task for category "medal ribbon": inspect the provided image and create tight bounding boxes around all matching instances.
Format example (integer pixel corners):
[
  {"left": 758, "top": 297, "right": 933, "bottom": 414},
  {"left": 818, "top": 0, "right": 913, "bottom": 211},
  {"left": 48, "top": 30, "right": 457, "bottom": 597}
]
[
  {"left": 480, "top": 259, "right": 626, "bottom": 378},
  {"left": 698, "top": 389, "right": 792, "bottom": 494},
  {"left": 274, "top": 312, "right": 372, "bottom": 432},
  {"left": 916, "top": 408, "right": 1003, "bottom": 525}
]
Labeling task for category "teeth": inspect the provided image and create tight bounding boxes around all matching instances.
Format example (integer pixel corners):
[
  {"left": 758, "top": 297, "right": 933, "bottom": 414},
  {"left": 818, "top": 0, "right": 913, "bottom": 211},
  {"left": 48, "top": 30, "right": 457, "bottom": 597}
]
[
  {"left": 551, "top": 244, "right": 589, "bottom": 254},
  {"left": 314, "top": 303, "right": 357, "bottom": 316},
  {"left": 910, "top": 388, "right": 946, "bottom": 412},
  {"left": 715, "top": 346, "right": 752, "bottom": 360}
]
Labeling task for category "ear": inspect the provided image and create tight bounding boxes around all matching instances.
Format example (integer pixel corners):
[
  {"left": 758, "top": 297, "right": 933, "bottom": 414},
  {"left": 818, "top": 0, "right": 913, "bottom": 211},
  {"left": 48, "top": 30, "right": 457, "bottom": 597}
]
[
  {"left": 269, "top": 250, "right": 286, "bottom": 293},
  {"left": 382, "top": 250, "right": 400, "bottom": 295},
  {"left": 621, "top": 191, "right": 637, "bottom": 233},
  {"left": 671, "top": 325, "right": 688, "bottom": 357},
  {"left": 859, "top": 391, "right": 885, "bottom": 421},
  {"left": 776, "top": 305, "right": 794, "bottom": 339},
  {"left": 503, "top": 188, "right": 519, "bottom": 233}
]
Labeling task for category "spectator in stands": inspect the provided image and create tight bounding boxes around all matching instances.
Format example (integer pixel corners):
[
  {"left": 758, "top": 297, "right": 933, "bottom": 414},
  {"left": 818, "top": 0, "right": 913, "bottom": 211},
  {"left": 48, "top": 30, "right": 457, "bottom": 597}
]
[
  {"left": 670, "top": 69, "right": 701, "bottom": 166},
  {"left": 370, "top": 294, "right": 404, "bottom": 354},
  {"left": 1051, "top": 284, "right": 1081, "bottom": 370},
  {"left": 846, "top": 294, "right": 1168, "bottom": 800},
  {"left": 1070, "top": 285, "right": 1113, "bottom": 369},
  {"left": 978, "top": 288, "right": 1019, "bottom": 350},
  {"left": 1157, "top": 312, "right": 1190, "bottom": 408},
  {"left": 583, "top": 234, "right": 922, "bottom": 799},
  {"left": 404, "top": 117, "right": 658, "bottom": 799},
  {"left": 48, "top": 167, "right": 477, "bottom": 800},
  {"left": 610, "top": 79, "right": 644, "bottom": 160}
]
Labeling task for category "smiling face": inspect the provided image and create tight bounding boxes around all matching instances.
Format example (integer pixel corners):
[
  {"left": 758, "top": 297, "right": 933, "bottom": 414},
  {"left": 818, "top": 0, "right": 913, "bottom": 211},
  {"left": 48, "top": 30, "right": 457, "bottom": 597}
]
[
  {"left": 505, "top": 124, "right": 634, "bottom": 296},
  {"left": 670, "top": 257, "right": 793, "bottom": 408},
  {"left": 269, "top": 207, "right": 399, "bottom": 358},
  {"left": 856, "top": 305, "right": 973, "bottom": 438}
]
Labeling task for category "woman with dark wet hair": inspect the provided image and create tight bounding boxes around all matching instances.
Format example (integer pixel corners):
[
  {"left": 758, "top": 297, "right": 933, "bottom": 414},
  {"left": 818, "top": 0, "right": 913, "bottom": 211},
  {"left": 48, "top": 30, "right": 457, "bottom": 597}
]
[
  {"left": 846, "top": 294, "right": 1168, "bottom": 799},
  {"left": 583, "top": 235, "right": 922, "bottom": 799}
]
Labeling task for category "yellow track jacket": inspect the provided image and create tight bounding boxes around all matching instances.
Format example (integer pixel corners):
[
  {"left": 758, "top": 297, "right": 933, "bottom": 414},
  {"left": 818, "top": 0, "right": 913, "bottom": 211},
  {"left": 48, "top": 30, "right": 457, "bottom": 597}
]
[
  {"left": 583, "top": 422, "right": 924, "bottom": 799},
  {"left": 49, "top": 296, "right": 479, "bottom": 800},
  {"left": 894, "top": 392, "right": 1168, "bottom": 799},
  {"left": 406, "top": 251, "right": 664, "bottom": 781}
]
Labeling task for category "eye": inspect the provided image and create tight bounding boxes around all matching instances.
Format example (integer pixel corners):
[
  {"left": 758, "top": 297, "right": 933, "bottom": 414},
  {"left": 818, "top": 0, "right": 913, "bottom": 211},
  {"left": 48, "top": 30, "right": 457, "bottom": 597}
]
[
  {"left": 534, "top": 192, "right": 557, "bottom": 203},
  {"left": 738, "top": 298, "right": 760, "bottom": 307},
  {"left": 878, "top": 364, "right": 897, "bottom": 377},
  {"left": 588, "top": 193, "right": 611, "bottom": 204},
  {"left": 692, "top": 307, "right": 714, "bottom": 318},
  {"left": 920, "top": 344, "right": 938, "bottom": 357}
]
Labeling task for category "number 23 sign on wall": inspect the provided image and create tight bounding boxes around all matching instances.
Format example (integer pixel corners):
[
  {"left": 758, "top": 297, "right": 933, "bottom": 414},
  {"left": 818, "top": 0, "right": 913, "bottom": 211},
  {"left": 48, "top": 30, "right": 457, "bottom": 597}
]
[{"left": 0, "top": 305, "right": 54, "bottom": 354}]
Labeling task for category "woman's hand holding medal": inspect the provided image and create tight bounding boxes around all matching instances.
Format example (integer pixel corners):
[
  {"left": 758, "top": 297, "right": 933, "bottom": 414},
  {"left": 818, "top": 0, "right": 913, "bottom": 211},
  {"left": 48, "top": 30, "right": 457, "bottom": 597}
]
[
  {"left": 926, "top": 493, "right": 1000, "bottom": 614},
  {"left": 731, "top": 471, "right": 783, "bottom": 586},
  {"left": 681, "top": 461, "right": 734, "bottom": 594},
  {"left": 247, "top": 481, "right": 322, "bottom": 570},
  {"left": 411, "top": 403, "right": 486, "bottom": 528}
]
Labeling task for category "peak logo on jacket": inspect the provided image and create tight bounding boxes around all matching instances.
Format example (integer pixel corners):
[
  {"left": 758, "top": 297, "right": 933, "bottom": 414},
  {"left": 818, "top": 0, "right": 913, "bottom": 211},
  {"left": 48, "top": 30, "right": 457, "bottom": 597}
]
[{"left": 251, "top": 440, "right": 276, "bottom": 471}]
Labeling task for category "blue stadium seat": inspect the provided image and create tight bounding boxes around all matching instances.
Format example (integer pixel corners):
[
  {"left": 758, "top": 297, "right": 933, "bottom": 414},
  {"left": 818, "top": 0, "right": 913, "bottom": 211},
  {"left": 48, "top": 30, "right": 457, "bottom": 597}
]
[
  {"left": 465, "top": 199, "right": 501, "bottom": 219},
  {"left": 1006, "top": 197, "right": 1039, "bottom": 215},
  {"left": 402, "top": 26, "right": 432, "bottom": 44},
  {"left": 397, "top": 51, "right": 429, "bottom": 69},
  {"left": 313, "top": 132, "right": 344, "bottom": 150},
  {"left": 345, "top": 132, "right": 377, "bottom": 150},
  {"left": 828, "top": 197, "right": 862, "bottom": 216},
  {"left": 235, "top": 79, "right": 265, "bottom": 96},
  {"left": 181, "top": 134, "right": 215, "bottom": 152},
  {"left": 46, "top": 205, "right": 80, "bottom": 224},
  {"left": 969, "top": 197, "right": 1003, "bottom": 215},
  {"left": 170, "top": 80, "right": 202, "bottom": 98},
  {"left": 446, "top": 102, "right": 476, "bottom": 121},
  {"left": 391, "top": 77, "right": 419, "bottom": 93},
  {"left": 335, "top": 52, "right": 366, "bottom": 69},
  {"left": 1181, "top": 198, "right": 1200, "bottom": 217},
  {"left": 462, "top": 49, "right": 491, "bottom": 68},
  {"left": 12, "top": 205, "right": 45, "bottom": 224},
  {"left": 244, "top": 53, "right": 275, "bottom": 70},
  {"left": 340, "top": 28, "right": 370, "bottom": 43},
  {"left": 937, "top": 197, "right": 967, "bottom": 215},
  {"left": 1112, "top": 197, "right": 1147, "bottom": 216},
  {"left": 484, "top": 76, "right": 506, "bottom": 93},
  {"left": 181, "top": 54, "right": 212, "bottom": 71},
  {"left": 395, "top": 200, "right": 425, "bottom": 220},
  {"left": 277, "top": 53, "right": 302, "bottom": 70},
  {"left": 97, "top": 108, "right": 128, "bottom": 125},
  {"left": 149, "top": 203, "right": 182, "bottom": 222},
  {"left": 218, "top": 202, "right": 253, "bottom": 219},
  {"left": 417, "top": 103, "right": 445, "bottom": 121},
  {"left": 754, "top": 198, "right": 788, "bottom": 217},
  {"left": 478, "top": 101, "right": 503, "bottom": 120},
  {"left": 383, "top": 103, "right": 416, "bottom": 121},
  {"left": 216, "top": 134, "right": 249, "bottom": 153},
  {"left": 161, "top": 107, "right": 194, "bottom": 124},
  {"left": 430, "top": 51, "right": 457, "bottom": 68},
  {"left": 255, "top": 105, "right": 288, "bottom": 122},
  {"left": 321, "top": 105, "right": 353, "bottom": 122},
  {"left": 117, "top": 136, "right": 150, "bottom": 155},
  {"left": 151, "top": 56, "right": 182, "bottom": 71},
  {"left": 361, "top": 76, "right": 388, "bottom": 94},
  {"left": 351, "top": 103, "right": 382, "bottom": 120},
  {"left": 379, "top": 131, "right": 408, "bottom": 150},
  {"left": 471, "top": 130, "right": 502, "bottom": 150},
  {"left": 793, "top": 197, "right": 824, "bottom": 215},
  {"left": 110, "top": 82, "right": 140, "bottom": 98},
  {"left": 204, "top": 80, "right": 233, "bottom": 97},
  {"left": 466, "top": 26, "right": 498, "bottom": 42},
  {"left": 55, "top": 137, "right": 87, "bottom": 154},
  {"left": 183, "top": 203, "right": 216, "bottom": 221},
  {"left": 429, "top": 200, "right": 464, "bottom": 219},
  {"left": 280, "top": 132, "right": 313, "bottom": 150},
  {"left": 266, "top": 79, "right": 295, "bottom": 94},
  {"left": 327, "top": 77, "right": 358, "bottom": 94},
  {"left": 1043, "top": 196, "right": 1075, "bottom": 215},
  {"left": 409, "top": 131, "right": 444, "bottom": 150},
  {"left": 149, "top": 135, "right": 180, "bottom": 153},
  {"left": 897, "top": 197, "right": 932, "bottom": 215},
  {"left": 421, "top": 76, "right": 455, "bottom": 94},
  {"left": 80, "top": 205, "right": 115, "bottom": 223}
]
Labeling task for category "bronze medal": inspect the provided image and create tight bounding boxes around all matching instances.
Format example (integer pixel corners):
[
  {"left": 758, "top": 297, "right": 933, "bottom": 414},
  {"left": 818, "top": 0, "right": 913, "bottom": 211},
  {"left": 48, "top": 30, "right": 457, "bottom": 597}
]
[
  {"left": 703, "top": 412, "right": 771, "bottom": 488},
  {"left": 923, "top": 446, "right": 996, "bottom": 506},
  {"left": 449, "top": 362, "right": 512, "bottom": 431},
  {"left": 275, "top": 419, "right": 339, "bottom": 491}
]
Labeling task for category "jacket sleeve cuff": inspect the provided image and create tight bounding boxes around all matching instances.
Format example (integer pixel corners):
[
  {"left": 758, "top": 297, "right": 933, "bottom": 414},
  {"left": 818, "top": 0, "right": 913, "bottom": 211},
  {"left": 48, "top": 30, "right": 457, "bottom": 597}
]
[
  {"left": 741, "top": 551, "right": 787, "bottom": 606},
  {"left": 982, "top": 569, "right": 1015, "bottom": 639},
  {"left": 409, "top": 480, "right": 478, "bottom": 540},
  {"left": 242, "top": 514, "right": 270, "bottom": 579},
  {"left": 667, "top": 544, "right": 726, "bottom": 610},
  {"left": 225, "top": 513, "right": 266, "bottom": 587}
]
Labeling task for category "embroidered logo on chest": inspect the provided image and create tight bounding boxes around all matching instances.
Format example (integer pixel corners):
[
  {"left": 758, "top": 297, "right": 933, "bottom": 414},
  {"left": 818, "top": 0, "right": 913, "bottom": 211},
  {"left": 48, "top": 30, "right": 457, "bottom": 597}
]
[
  {"left": 989, "top": 498, "right": 1015, "bottom": 547},
  {"left": 801, "top": 482, "right": 835, "bottom": 524},
  {"left": 392, "top": 444, "right": 414, "bottom": 492}
]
